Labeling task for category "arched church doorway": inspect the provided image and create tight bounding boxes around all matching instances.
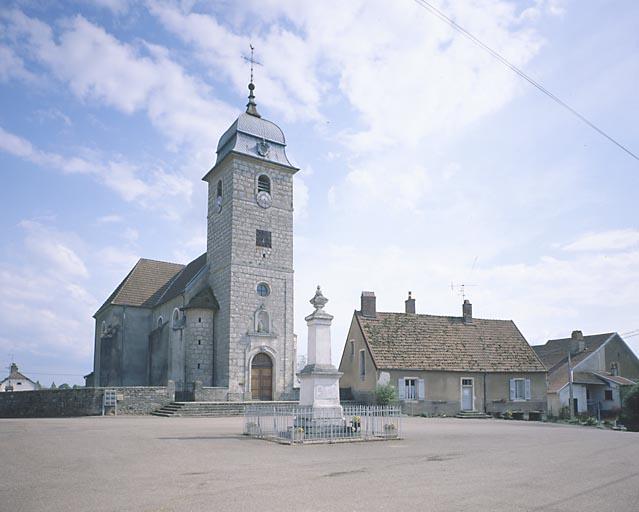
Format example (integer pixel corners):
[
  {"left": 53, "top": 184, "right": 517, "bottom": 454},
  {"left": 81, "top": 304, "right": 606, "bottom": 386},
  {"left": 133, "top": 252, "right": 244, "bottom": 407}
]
[{"left": 251, "top": 353, "right": 273, "bottom": 400}]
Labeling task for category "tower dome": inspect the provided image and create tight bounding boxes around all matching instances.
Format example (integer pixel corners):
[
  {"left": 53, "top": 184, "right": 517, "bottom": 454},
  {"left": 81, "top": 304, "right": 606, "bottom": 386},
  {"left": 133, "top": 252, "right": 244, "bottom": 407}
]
[{"left": 214, "top": 83, "right": 295, "bottom": 169}]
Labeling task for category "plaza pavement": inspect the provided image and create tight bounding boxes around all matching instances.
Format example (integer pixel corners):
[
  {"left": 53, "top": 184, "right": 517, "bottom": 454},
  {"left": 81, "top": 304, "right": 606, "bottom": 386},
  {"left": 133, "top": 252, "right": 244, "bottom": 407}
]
[{"left": 1, "top": 415, "right": 638, "bottom": 511}]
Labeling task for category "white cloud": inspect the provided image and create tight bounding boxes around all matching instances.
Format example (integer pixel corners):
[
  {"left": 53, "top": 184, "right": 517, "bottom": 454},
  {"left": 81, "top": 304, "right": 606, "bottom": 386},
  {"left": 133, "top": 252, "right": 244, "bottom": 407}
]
[
  {"left": 0, "top": 125, "right": 192, "bottom": 216},
  {"left": 0, "top": 222, "right": 98, "bottom": 361},
  {"left": 19, "top": 220, "right": 89, "bottom": 278},
  {"left": 0, "top": 44, "right": 36, "bottom": 82},
  {"left": 96, "top": 214, "right": 124, "bottom": 224},
  {"left": 2, "top": 9, "right": 236, "bottom": 149},
  {"left": 562, "top": 229, "right": 639, "bottom": 252}
]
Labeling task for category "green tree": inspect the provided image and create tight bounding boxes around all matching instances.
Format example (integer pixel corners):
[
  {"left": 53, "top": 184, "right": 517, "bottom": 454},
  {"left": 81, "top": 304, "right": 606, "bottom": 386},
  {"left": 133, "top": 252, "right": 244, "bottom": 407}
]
[
  {"left": 374, "top": 383, "right": 397, "bottom": 405},
  {"left": 50, "top": 382, "right": 57, "bottom": 389},
  {"left": 620, "top": 384, "right": 639, "bottom": 431},
  {"left": 58, "top": 383, "right": 71, "bottom": 389}
]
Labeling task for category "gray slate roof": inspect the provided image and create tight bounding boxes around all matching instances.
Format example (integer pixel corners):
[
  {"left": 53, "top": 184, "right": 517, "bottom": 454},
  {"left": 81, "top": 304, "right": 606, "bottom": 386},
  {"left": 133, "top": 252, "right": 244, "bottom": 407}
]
[
  {"left": 1, "top": 364, "right": 36, "bottom": 386},
  {"left": 212, "top": 112, "right": 295, "bottom": 170},
  {"left": 96, "top": 253, "right": 208, "bottom": 315},
  {"left": 357, "top": 312, "right": 545, "bottom": 372},
  {"left": 532, "top": 333, "right": 614, "bottom": 369}
]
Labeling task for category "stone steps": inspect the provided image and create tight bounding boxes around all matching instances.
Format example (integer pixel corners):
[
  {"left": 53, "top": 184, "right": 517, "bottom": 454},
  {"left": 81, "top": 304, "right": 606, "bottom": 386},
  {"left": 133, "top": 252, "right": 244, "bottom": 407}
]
[
  {"left": 151, "top": 401, "right": 295, "bottom": 418},
  {"left": 455, "top": 411, "right": 492, "bottom": 419}
]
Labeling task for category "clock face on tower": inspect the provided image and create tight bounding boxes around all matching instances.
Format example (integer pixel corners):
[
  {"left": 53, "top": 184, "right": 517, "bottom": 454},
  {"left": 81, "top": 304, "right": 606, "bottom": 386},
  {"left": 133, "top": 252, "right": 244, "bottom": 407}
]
[{"left": 256, "top": 191, "right": 272, "bottom": 209}]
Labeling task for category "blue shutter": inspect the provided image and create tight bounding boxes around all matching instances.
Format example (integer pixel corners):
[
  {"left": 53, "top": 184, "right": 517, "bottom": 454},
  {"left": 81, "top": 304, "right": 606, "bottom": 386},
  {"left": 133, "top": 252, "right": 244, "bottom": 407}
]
[
  {"left": 509, "top": 379, "right": 516, "bottom": 401},
  {"left": 418, "top": 379, "right": 425, "bottom": 401},
  {"left": 398, "top": 379, "right": 406, "bottom": 400},
  {"left": 525, "top": 379, "right": 531, "bottom": 400}
]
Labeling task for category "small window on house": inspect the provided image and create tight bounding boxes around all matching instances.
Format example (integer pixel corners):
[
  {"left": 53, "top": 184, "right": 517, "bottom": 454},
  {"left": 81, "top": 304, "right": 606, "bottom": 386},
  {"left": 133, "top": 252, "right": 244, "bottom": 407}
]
[
  {"left": 217, "top": 179, "right": 223, "bottom": 198},
  {"left": 405, "top": 378, "right": 417, "bottom": 400},
  {"left": 256, "top": 282, "right": 270, "bottom": 297},
  {"left": 604, "top": 389, "right": 613, "bottom": 401},
  {"left": 17, "top": 382, "right": 22, "bottom": 385},
  {"left": 157, "top": 316, "right": 163, "bottom": 328},
  {"left": 198, "top": 317, "right": 202, "bottom": 323},
  {"left": 101, "top": 321, "right": 107, "bottom": 335},
  {"left": 511, "top": 378, "right": 528, "bottom": 401},
  {"left": 462, "top": 378, "right": 473, "bottom": 386},
  {"left": 350, "top": 340, "right": 355, "bottom": 358},
  {"left": 198, "top": 340, "right": 201, "bottom": 345},
  {"left": 359, "top": 350, "right": 366, "bottom": 381},
  {"left": 197, "top": 363, "right": 201, "bottom": 370},
  {"left": 257, "top": 174, "right": 271, "bottom": 194}
]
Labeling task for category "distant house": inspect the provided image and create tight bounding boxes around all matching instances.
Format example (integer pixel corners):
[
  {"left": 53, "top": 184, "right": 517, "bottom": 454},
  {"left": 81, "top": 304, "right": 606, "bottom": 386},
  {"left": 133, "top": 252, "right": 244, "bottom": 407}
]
[
  {"left": 0, "top": 363, "right": 38, "bottom": 392},
  {"left": 338, "top": 292, "right": 547, "bottom": 418},
  {"left": 533, "top": 331, "right": 638, "bottom": 417}
]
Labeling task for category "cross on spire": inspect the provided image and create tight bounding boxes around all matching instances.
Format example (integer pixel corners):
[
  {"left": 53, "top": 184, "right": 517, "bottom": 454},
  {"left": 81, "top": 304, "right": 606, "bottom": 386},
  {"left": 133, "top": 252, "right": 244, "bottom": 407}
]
[{"left": 243, "top": 44, "right": 262, "bottom": 117}]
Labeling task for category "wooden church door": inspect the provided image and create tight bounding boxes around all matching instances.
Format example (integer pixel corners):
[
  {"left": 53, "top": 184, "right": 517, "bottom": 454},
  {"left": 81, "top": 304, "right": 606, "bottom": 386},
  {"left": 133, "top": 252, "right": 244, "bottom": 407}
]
[{"left": 251, "top": 353, "right": 273, "bottom": 400}]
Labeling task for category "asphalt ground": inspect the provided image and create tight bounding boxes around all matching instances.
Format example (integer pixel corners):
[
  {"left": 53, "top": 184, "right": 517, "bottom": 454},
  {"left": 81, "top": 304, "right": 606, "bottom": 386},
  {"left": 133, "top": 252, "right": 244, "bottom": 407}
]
[{"left": 1, "top": 416, "right": 638, "bottom": 512}]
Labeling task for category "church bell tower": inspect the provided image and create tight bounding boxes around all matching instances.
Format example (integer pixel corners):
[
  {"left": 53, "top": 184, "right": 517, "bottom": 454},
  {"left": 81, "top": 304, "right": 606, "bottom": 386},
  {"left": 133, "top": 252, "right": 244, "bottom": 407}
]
[{"left": 202, "top": 78, "right": 298, "bottom": 400}]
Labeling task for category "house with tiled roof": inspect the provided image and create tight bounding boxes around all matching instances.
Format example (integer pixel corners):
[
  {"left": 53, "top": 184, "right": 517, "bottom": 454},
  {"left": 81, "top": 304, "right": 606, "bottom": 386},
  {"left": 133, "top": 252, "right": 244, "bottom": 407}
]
[
  {"left": 0, "top": 363, "right": 39, "bottom": 392},
  {"left": 87, "top": 82, "right": 300, "bottom": 402},
  {"left": 338, "top": 292, "right": 547, "bottom": 418},
  {"left": 533, "top": 331, "right": 638, "bottom": 417}
]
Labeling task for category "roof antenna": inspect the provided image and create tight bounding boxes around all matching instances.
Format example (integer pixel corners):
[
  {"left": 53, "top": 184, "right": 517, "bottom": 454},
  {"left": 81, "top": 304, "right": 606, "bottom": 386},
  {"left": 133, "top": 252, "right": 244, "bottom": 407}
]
[{"left": 243, "top": 43, "right": 262, "bottom": 117}]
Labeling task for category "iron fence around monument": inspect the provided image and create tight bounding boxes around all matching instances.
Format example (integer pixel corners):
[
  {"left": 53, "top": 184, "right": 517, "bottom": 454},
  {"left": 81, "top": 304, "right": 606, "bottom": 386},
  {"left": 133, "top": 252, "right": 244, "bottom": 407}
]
[{"left": 244, "top": 404, "right": 402, "bottom": 444}]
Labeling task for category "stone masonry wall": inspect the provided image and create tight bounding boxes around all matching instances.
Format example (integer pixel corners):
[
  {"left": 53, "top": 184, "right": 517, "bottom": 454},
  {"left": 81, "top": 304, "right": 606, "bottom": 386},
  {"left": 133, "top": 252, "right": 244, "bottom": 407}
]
[{"left": 0, "top": 384, "right": 175, "bottom": 418}]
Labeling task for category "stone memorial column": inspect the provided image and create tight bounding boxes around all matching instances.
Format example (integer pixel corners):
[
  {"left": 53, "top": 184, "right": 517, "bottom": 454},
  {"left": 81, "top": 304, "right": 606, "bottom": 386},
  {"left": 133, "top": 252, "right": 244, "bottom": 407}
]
[{"left": 297, "top": 286, "right": 343, "bottom": 425}]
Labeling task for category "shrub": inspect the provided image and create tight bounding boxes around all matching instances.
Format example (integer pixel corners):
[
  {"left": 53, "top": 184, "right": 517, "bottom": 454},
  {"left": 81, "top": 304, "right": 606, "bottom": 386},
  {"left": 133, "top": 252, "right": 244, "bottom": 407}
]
[
  {"left": 374, "top": 383, "right": 396, "bottom": 405},
  {"left": 620, "top": 384, "right": 639, "bottom": 432}
]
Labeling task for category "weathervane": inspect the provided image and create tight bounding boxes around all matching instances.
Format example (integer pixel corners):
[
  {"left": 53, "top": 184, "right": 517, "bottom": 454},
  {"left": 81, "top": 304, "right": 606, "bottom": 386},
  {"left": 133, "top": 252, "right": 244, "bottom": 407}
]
[
  {"left": 243, "top": 44, "right": 262, "bottom": 84},
  {"left": 242, "top": 44, "right": 262, "bottom": 117}
]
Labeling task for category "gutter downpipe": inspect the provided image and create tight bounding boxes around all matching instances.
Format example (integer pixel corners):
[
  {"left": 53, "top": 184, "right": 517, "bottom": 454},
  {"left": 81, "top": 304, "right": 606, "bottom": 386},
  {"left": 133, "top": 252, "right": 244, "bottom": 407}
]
[
  {"left": 483, "top": 371, "right": 487, "bottom": 414},
  {"left": 568, "top": 351, "right": 575, "bottom": 420}
]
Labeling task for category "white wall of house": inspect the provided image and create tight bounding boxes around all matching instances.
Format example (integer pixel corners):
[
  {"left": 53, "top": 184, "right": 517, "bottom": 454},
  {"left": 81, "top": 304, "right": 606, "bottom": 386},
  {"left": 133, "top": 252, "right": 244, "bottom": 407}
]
[
  {"left": 0, "top": 378, "right": 37, "bottom": 392},
  {"left": 558, "top": 384, "right": 588, "bottom": 413}
]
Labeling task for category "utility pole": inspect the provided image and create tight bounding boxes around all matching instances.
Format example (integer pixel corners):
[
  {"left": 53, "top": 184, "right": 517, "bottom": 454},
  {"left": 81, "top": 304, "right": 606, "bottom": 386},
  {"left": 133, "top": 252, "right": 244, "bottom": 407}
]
[{"left": 568, "top": 351, "right": 575, "bottom": 420}]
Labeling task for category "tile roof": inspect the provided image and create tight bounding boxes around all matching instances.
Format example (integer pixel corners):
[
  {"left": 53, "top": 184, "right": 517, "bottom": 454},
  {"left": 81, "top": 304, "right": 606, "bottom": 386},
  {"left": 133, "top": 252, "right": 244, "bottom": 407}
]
[
  {"left": 96, "top": 258, "right": 185, "bottom": 314},
  {"left": 1, "top": 364, "right": 36, "bottom": 386},
  {"left": 156, "top": 253, "right": 207, "bottom": 305},
  {"left": 532, "top": 333, "right": 615, "bottom": 369},
  {"left": 356, "top": 312, "right": 545, "bottom": 372},
  {"left": 548, "top": 368, "right": 636, "bottom": 394},
  {"left": 593, "top": 372, "right": 636, "bottom": 386}
]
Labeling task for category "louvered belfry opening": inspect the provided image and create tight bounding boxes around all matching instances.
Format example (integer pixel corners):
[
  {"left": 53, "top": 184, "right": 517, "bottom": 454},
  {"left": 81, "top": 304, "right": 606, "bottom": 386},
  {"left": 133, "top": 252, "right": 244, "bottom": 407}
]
[{"left": 257, "top": 174, "right": 271, "bottom": 194}]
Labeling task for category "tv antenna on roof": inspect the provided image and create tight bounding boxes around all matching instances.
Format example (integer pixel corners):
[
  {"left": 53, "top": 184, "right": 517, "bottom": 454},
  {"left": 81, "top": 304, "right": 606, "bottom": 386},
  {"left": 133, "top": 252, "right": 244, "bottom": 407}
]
[
  {"left": 450, "top": 256, "right": 479, "bottom": 301},
  {"left": 450, "top": 282, "right": 477, "bottom": 301}
]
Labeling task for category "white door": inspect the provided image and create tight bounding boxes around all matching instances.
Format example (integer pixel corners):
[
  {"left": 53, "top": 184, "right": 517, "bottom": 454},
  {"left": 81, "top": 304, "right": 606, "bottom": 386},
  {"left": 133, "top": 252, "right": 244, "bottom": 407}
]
[{"left": 461, "top": 378, "right": 474, "bottom": 411}]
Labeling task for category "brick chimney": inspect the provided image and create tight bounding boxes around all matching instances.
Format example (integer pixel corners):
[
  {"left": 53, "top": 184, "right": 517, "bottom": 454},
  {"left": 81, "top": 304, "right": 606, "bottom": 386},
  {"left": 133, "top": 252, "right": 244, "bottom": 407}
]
[
  {"left": 571, "top": 330, "right": 585, "bottom": 353},
  {"left": 405, "top": 291, "right": 415, "bottom": 314},
  {"left": 361, "top": 291, "right": 376, "bottom": 318},
  {"left": 462, "top": 299, "right": 472, "bottom": 324}
]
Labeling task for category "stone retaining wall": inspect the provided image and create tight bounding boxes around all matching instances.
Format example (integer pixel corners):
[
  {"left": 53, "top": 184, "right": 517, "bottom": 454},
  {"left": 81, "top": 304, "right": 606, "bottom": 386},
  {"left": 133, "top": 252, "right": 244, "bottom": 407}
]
[{"left": 0, "top": 384, "right": 175, "bottom": 418}]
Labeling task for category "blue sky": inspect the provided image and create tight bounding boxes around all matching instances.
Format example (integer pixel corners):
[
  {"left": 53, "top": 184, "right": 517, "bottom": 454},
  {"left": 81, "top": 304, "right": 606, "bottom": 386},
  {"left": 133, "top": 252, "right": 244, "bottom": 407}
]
[{"left": 1, "top": 0, "right": 638, "bottom": 386}]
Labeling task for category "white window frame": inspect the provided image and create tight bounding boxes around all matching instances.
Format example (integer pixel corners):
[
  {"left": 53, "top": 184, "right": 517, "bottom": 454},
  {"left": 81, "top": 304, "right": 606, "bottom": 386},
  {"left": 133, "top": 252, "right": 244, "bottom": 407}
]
[
  {"left": 510, "top": 377, "right": 531, "bottom": 401},
  {"left": 404, "top": 378, "right": 417, "bottom": 400},
  {"left": 359, "top": 349, "right": 366, "bottom": 381}
]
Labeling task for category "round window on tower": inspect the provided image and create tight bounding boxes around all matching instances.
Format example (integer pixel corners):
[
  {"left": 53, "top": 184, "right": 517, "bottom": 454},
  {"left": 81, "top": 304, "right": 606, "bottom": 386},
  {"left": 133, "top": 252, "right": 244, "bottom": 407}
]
[{"left": 256, "top": 282, "right": 270, "bottom": 297}]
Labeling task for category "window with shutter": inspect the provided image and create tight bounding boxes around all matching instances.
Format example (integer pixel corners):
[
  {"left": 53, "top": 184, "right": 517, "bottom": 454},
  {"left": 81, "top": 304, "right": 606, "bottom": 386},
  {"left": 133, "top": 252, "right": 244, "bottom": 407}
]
[
  {"left": 417, "top": 379, "right": 425, "bottom": 401},
  {"left": 398, "top": 378, "right": 406, "bottom": 400}
]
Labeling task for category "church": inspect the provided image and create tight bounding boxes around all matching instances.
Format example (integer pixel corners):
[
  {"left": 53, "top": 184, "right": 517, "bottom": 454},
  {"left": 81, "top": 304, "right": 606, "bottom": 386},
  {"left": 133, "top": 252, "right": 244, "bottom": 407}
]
[{"left": 87, "top": 80, "right": 298, "bottom": 401}]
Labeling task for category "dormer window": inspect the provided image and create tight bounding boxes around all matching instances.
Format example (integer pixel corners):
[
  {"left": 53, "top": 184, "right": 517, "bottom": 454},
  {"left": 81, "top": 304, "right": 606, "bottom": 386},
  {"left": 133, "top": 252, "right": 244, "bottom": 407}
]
[{"left": 257, "top": 174, "right": 271, "bottom": 194}]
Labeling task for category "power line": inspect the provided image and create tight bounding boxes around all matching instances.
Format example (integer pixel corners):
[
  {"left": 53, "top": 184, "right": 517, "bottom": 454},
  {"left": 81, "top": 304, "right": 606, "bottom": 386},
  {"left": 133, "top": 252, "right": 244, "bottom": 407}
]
[{"left": 412, "top": 0, "right": 639, "bottom": 162}]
